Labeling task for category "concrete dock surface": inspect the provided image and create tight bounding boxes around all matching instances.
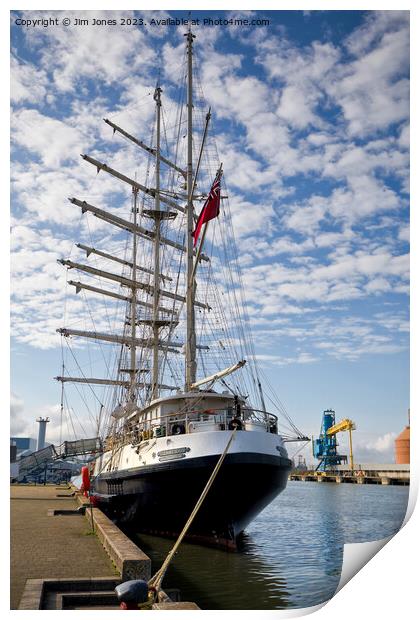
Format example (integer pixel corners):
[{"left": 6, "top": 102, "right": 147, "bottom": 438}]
[{"left": 10, "top": 484, "right": 117, "bottom": 609}]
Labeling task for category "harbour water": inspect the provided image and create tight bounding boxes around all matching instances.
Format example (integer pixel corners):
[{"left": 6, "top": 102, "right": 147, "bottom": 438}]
[{"left": 132, "top": 481, "right": 409, "bottom": 609}]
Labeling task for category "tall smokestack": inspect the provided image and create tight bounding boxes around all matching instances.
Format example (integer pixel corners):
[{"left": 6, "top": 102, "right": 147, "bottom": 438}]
[{"left": 36, "top": 417, "right": 50, "bottom": 451}]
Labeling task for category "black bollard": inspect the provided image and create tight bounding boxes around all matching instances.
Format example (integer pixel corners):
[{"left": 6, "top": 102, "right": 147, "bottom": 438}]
[{"left": 115, "top": 579, "right": 149, "bottom": 610}]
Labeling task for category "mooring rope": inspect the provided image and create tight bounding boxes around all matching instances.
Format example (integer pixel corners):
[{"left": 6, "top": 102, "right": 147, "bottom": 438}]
[{"left": 148, "top": 428, "right": 237, "bottom": 593}]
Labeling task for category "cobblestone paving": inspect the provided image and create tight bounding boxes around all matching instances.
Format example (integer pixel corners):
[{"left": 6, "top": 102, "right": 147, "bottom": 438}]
[{"left": 10, "top": 484, "right": 117, "bottom": 609}]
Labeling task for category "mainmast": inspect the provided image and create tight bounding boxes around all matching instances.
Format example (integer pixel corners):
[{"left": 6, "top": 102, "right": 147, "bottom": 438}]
[
  {"left": 151, "top": 85, "right": 162, "bottom": 400},
  {"left": 185, "top": 27, "right": 197, "bottom": 391}
]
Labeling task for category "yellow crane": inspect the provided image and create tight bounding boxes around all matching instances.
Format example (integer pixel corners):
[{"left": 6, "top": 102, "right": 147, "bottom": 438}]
[{"left": 326, "top": 418, "right": 356, "bottom": 470}]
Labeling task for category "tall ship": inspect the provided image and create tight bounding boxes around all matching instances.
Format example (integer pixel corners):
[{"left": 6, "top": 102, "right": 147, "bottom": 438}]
[{"left": 56, "top": 28, "right": 305, "bottom": 549}]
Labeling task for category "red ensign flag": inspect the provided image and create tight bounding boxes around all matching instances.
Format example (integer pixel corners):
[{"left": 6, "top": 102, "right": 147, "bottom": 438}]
[{"left": 192, "top": 168, "right": 223, "bottom": 247}]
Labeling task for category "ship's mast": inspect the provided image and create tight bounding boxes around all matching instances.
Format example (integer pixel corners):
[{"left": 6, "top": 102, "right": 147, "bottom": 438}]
[
  {"left": 151, "top": 85, "right": 162, "bottom": 400},
  {"left": 129, "top": 187, "right": 138, "bottom": 405},
  {"left": 185, "top": 27, "right": 197, "bottom": 391},
  {"left": 57, "top": 30, "right": 205, "bottom": 404},
  {"left": 143, "top": 84, "right": 176, "bottom": 401}
]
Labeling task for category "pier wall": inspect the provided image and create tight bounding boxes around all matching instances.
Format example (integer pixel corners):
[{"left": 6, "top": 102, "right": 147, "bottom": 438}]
[
  {"left": 290, "top": 464, "right": 409, "bottom": 485},
  {"left": 83, "top": 505, "right": 151, "bottom": 581}
]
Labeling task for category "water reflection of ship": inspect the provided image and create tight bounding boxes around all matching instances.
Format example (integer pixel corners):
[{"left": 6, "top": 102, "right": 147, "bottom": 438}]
[{"left": 130, "top": 531, "right": 290, "bottom": 610}]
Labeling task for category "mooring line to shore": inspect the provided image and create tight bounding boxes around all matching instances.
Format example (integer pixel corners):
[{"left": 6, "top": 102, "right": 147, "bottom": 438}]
[{"left": 148, "top": 428, "right": 237, "bottom": 594}]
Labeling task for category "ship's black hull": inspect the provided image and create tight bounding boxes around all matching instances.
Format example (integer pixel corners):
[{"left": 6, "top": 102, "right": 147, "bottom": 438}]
[{"left": 92, "top": 452, "right": 291, "bottom": 549}]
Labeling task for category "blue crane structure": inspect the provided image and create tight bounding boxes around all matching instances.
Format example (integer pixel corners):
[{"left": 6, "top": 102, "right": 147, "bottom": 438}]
[{"left": 313, "top": 409, "right": 356, "bottom": 472}]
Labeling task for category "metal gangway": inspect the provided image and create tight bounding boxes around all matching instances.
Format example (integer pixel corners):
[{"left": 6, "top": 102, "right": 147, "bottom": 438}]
[{"left": 17, "top": 437, "right": 103, "bottom": 476}]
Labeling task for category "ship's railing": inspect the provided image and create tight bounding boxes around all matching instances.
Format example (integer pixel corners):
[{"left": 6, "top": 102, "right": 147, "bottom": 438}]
[{"left": 105, "top": 406, "right": 279, "bottom": 450}]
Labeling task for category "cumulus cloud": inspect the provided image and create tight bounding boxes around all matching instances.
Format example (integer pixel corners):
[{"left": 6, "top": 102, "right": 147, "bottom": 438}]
[
  {"left": 19, "top": 10, "right": 155, "bottom": 92},
  {"left": 262, "top": 40, "right": 339, "bottom": 130},
  {"left": 353, "top": 432, "right": 398, "bottom": 463},
  {"left": 11, "top": 109, "right": 83, "bottom": 168},
  {"left": 10, "top": 393, "right": 28, "bottom": 435},
  {"left": 10, "top": 10, "right": 409, "bottom": 371},
  {"left": 10, "top": 55, "right": 48, "bottom": 104},
  {"left": 329, "top": 15, "right": 409, "bottom": 137}
]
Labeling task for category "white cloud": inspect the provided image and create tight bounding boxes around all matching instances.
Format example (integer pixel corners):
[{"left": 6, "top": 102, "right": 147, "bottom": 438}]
[
  {"left": 398, "top": 225, "right": 409, "bottom": 243},
  {"left": 9, "top": 10, "right": 409, "bottom": 374},
  {"left": 261, "top": 40, "right": 339, "bottom": 130},
  {"left": 228, "top": 193, "right": 276, "bottom": 239},
  {"left": 11, "top": 393, "right": 27, "bottom": 435},
  {"left": 255, "top": 351, "right": 317, "bottom": 366},
  {"left": 364, "top": 277, "right": 392, "bottom": 294},
  {"left": 21, "top": 10, "right": 155, "bottom": 93},
  {"left": 10, "top": 55, "right": 48, "bottom": 104},
  {"left": 344, "top": 11, "right": 409, "bottom": 56},
  {"left": 276, "top": 84, "right": 319, "bottom": 129},
  {"left": 398, "top": 123, "right": 409, "bottom": 149},
  {"left": 353, "top": 431, "right": 398, "bottom": 463},
  {"left": 282, "top": 173, "right": 404, "bottom": 235},
  {"left": 10, "top": 392, "right": 86, "bottom": 445},
  {"left": 328, "top": 22, "right": 409, "bottom": 136},
  {"left": 368, "top": 432, "right": 397, "bottom": 453},
  {"left": 11, "top": 109, "right": 82, "bottom": 167}
]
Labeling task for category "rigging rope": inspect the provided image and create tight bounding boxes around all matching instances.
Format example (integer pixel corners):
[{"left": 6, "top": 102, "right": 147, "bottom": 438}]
[
  {"left": 148, "top": 427, "right": 237, "bottom": 593},
  {"left": 289, "top": 440, "right": 311, "bottom": 461}
]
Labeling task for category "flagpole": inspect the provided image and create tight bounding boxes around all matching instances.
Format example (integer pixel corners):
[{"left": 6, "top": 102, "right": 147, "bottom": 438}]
[
  {"left": 190, "top": 108, "right": 211, "bottom": 210},
  {"left": 190, "top": 222, "right": 208, "bottom": 287}
]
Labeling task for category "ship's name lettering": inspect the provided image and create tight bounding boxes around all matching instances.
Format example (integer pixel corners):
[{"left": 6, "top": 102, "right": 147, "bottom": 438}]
[
  {"left": 158, "top": 454, "right": 187, "bottom": 462},
  {"left": 157, "top": 447, "right": 190, "bottom": 457}
]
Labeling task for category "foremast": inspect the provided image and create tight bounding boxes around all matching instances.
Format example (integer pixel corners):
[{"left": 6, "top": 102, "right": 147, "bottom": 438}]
[
  {"left": 143, "top": 84, "right": 179, "bottom": 401},
  {"left": 56, "top": 78, "right": 184, "bottom": 407},
  {"left": 152, "top": 85, "right": 162, "bottom": 401}
]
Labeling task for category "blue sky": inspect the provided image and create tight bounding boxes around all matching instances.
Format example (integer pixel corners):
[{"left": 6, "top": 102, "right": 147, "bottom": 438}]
[{"left": 10, "top": 9, "right": 410, "bottom": 464}]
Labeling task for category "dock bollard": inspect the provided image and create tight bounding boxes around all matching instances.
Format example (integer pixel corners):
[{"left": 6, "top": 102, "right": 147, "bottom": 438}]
[{"left": 115, "top": 580, "right": 149, "bottom": 610}]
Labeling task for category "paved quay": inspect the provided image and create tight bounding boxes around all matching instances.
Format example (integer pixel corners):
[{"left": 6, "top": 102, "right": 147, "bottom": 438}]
[{"left": 10, "top": 484, "right": 118, "bottom": 609}]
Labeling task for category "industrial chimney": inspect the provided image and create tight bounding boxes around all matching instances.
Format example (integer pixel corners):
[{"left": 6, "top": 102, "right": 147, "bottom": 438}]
[{"left": 36, "top": 417, "right": 50, "bottom": 451}]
